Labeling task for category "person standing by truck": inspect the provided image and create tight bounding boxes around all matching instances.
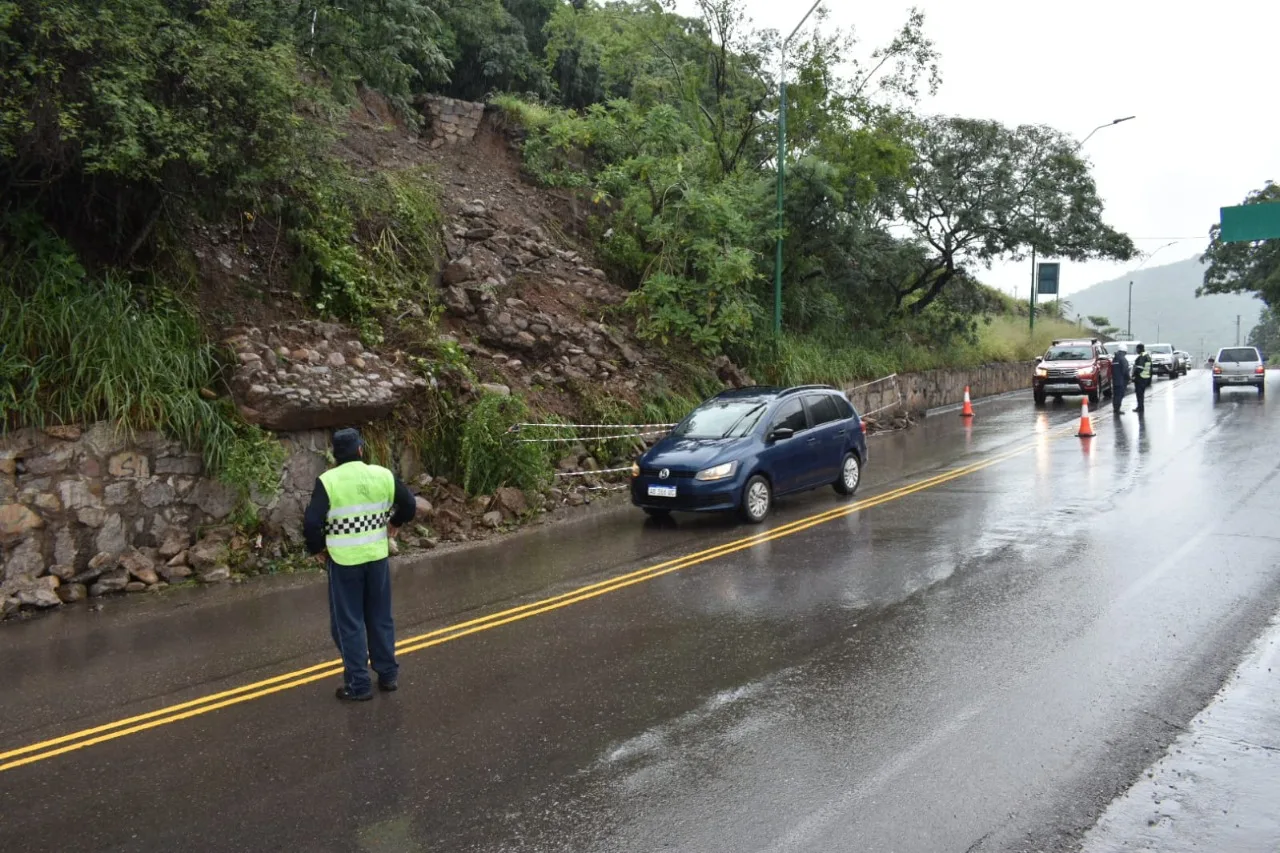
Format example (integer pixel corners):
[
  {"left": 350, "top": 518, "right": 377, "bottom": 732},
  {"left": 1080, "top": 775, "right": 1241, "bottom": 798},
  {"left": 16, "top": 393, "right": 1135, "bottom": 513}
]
[
  {"left": 1112, "top": 346, "right": 1130, "bottom": 415},
  {"left": 1132, "top": 343, "right": 1154, "bottom": 415}
]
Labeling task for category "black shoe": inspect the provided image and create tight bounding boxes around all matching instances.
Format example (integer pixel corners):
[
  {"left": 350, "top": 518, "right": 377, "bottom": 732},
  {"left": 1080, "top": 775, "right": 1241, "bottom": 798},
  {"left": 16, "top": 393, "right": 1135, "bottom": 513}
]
[
  {"left": 378, "top": 680, "right": 398, "bottom": 693},
  {"left": 335, "top": 687, "right": 373, "bottom": 702}
]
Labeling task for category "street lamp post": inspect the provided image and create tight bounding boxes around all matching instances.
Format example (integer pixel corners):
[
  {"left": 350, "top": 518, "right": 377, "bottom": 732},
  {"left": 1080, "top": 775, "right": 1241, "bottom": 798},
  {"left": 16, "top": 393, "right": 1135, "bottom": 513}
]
[
  {"left": 1126, "top": 240, "right": 1177, "bottom": 338},
  {"left": 1029, "top": 116, "right": 1135, "bottom": 333},
  {"left": 774, "top": 0, "right": 823, "bottom": 339}
]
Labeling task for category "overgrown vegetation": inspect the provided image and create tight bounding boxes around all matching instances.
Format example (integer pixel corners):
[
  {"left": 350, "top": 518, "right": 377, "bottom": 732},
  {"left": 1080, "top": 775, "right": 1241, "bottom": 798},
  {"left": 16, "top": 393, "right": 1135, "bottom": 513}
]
[
  {"left": 459, "top": 393, "right": 553, "bottom": 495},
  {"left": 283, "top": 164, "right": 444, "bottom": 342},
  {"left": 495, "top": 1, "right": 1133, "bottom": 364},
  {"left": 1, "top": 0, "right": 1145, "bottom": 517},
  {"left": 0, "top": 216, "right": 281, "bottom": 512}
]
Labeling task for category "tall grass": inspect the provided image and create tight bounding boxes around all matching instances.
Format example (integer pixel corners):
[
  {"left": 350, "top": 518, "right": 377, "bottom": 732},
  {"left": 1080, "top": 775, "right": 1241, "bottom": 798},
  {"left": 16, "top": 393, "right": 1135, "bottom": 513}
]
[
  {"left": 1, "top": 221, "right": 278, "bottom": 500},
  {"left": 757, "top": 316, "right": 1088, "bottom": 387}
]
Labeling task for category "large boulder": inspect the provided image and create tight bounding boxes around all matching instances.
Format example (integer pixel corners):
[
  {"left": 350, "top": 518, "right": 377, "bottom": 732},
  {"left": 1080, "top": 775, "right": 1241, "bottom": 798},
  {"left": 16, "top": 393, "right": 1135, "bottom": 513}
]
[
  {"left": 494, "top": 487, "right": 528, "bottom": 519},
  {"left": 227, "top": 323, "right": 429, "bottom": 431},
  {"left": 119, "top": 548, "right": 160, "bottom": 586}
]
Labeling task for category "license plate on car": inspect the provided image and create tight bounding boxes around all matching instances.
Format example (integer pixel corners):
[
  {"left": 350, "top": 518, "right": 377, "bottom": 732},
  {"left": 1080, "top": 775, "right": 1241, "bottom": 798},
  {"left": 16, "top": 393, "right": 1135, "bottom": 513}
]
[
  {"left": 1046, "top": 383, "right": 1079, "bottom": 392},
  {"left": 1227, "top": 376, "right": 1249, "bottom": 383},
  {"left": 647, "top": 485, "right": 677, "bottom": 498}
]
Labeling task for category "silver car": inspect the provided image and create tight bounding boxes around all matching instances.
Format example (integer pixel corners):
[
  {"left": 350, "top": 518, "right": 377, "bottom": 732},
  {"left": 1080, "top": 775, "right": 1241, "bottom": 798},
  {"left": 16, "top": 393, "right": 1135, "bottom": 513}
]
[
  {"left": 1212, "top": 346, "right": 1265, "bottom": 398},
  {"left": 1149, "top": 343, "right": 1181, "bottom": 378}
]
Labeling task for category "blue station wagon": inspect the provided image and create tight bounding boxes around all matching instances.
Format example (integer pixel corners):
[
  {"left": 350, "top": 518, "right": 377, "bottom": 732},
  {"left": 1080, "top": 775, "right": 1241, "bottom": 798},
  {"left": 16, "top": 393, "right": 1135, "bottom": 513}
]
[{"left": 630, "top": 385, "right": 868, "bottom": 523}]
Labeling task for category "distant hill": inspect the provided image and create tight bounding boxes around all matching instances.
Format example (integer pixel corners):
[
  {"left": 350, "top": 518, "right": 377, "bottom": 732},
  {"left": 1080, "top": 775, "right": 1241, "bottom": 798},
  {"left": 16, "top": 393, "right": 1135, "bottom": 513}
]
[{"left": 1063, "top": 256, "right": 1264, "bottom": 361}]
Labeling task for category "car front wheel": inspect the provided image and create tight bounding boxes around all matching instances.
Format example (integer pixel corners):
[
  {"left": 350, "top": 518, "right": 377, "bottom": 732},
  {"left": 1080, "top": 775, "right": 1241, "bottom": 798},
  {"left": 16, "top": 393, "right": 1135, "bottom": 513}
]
[
  {"left": 739, "top": 475, "right": 772, "bottom": 524},
  {"left": 833, "top": 453, "right": 861, "bottom": 497}
]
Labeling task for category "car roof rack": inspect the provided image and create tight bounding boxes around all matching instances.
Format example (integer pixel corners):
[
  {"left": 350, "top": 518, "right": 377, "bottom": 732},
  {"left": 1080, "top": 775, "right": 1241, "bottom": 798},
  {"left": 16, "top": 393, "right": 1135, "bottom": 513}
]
[
  {"left": 778, "top": 384, "right": 837, "bottom": 397},
  {"left": 1052, "top": 338, "right": 1099, "bottom": 346}
]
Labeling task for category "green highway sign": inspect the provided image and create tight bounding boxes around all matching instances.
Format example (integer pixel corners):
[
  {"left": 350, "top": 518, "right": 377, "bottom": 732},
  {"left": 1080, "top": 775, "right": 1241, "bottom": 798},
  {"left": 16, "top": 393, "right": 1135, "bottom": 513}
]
[{"left": 1220, "top": 202, "right": 1280, "bottom": 243}]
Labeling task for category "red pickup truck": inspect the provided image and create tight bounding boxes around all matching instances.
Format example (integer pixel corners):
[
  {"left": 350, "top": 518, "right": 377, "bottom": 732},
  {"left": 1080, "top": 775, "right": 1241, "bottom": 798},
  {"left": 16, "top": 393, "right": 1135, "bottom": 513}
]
[{"left": 1033, "top": 338, "right": 1115, "bottom": 406}]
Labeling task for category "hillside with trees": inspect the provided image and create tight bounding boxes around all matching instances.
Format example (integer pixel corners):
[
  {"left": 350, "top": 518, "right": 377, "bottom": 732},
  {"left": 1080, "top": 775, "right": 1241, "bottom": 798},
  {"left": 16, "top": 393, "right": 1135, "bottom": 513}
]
[
  {"left": 1066, "top": 257, "right": 1264, "bottom": 360},
  {"left": 2, "top": 0, "right": 1137, "bottom": 512}
]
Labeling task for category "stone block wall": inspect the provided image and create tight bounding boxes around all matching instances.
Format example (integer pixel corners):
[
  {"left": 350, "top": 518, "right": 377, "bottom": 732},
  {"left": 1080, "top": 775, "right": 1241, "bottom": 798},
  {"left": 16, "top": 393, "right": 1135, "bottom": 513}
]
[
  {"left": 0, "top": 419, "right": 439, "bottom": 617},
  {"left": 846, "top": 362, "right": 1034, "bottom": 419},
  {"left": 421, "top": 95, "right": 486, "bottom": 149},
  {"left": 1, "top": 424, "right": 240, "bottom": 611}
]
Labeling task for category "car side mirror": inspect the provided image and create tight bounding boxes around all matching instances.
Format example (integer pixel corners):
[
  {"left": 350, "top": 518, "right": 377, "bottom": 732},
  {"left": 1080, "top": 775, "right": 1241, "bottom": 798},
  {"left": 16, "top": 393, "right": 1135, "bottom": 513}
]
[
  {"left": 1034, "top": 356, "right": 1042, "bottom": 364},
  {"left": 769, "top": 427, "right": 795, "bottom": 442}
]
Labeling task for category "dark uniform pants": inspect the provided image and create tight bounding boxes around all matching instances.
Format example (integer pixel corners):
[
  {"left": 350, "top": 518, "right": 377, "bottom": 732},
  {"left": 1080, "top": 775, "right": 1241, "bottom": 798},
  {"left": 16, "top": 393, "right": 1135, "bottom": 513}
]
[
  {"left": 1134, "top": 379, "right": 1150, "bottom": 413},
  {"left": 1113, "top": 381, "right": 1127, "bottom": 413},
  {"left": 328, "top": 557, "right": 398, "bottom": 695}
]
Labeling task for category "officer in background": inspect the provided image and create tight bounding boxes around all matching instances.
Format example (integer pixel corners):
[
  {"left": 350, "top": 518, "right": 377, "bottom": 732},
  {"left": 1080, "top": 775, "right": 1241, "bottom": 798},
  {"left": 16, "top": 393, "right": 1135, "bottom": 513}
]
[
  {"left": 1111, "top": 346, "right": 1130, "bottom": 415},
  {"left": 304, "top": 428, "right": 416, "bottom": 702},
  {"left": 1131, "top": 343, "right": 1154, "bottom": 415}
]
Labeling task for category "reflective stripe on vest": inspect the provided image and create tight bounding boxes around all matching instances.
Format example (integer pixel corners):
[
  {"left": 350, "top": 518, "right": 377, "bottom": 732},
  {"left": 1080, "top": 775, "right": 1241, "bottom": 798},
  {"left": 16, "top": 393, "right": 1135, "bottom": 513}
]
[
  {"left": 1137, "top": 355, "right": 1152, "bottom": 380},
  {"left": 319, "top": 462, "right": 396, "bottom": 565}
]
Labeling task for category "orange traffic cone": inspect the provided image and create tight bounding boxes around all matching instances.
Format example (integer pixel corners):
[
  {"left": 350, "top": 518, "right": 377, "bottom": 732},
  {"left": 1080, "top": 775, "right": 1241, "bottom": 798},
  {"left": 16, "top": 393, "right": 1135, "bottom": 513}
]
[
  {"left": 1076, "top": 397, "right": 1095, "bottom": 438},
  {"left": 960, "top": 386, "right": 974, "bottom": 418}
]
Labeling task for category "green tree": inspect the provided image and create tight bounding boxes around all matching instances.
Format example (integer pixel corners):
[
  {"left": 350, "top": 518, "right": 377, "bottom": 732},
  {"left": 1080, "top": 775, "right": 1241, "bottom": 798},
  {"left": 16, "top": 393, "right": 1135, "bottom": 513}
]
[
  {"left": 888, "top": 117, "right": 1136, "bottom": 317},
  {"left": 299, "top": 0, "right": 451, "bottom": 108},
  {"left": 430, "top": 0, "right": 548, "bottom": 100},
  {"left": 1198, "top": 181, "right": 1280, "bottom": 307},
  {"left": 0, "top": 0, "right": 306, "bottom": 259},
  {"left": 1247, "top": 306, "right": 1280, "bottom": 360}
]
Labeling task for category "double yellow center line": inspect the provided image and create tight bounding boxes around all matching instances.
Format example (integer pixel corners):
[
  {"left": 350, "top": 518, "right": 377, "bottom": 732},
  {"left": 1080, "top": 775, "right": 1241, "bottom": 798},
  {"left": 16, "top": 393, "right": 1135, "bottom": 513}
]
[{"left": 0, "top": 419, "right": 1084, "bottom": 773}]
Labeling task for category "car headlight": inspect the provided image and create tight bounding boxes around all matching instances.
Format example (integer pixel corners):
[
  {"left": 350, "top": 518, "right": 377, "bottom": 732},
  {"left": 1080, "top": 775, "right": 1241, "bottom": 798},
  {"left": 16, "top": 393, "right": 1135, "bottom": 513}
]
[
  {"left": 1076, "top": 367, "right": 1096, "bottom": 377},
  {"left": 695, "top": 461, "right": 738, "bottom": 481},
  {"left": 631, "top": 461, "right": 640, "bottom": 478},
  {"left": 1036, "top": 367, "right": 1048, "bottom": 377}
]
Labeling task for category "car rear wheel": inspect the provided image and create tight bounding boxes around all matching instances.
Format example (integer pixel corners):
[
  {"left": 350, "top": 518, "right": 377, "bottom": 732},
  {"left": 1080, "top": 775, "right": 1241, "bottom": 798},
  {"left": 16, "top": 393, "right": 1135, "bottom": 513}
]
[
  {"left": 833, "top": 453, "right": 861, "bottom": 497},
  {"left": 739, "top": 475, "right": 771, "bottom": 524},
  {"left": 1259, "top": 383, "right": 1266, "bottom": 398}
]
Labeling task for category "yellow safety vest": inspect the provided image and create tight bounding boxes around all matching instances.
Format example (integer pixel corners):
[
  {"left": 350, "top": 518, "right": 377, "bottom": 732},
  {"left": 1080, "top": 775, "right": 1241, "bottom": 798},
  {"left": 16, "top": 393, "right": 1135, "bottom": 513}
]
[
  {"left": 1135, "top": 354, "right": 1152, "bottom": 381},
  {"left": 319, "top": 461, "right": 396, "bottom": 565}
]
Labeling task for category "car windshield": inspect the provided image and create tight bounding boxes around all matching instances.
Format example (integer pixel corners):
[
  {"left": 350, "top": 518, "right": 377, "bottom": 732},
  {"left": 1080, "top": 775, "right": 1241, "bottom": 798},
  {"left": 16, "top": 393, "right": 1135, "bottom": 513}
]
[
  {"left": 1045, "top": 346, "right": 1091, "bottom": 361},
  {"left": 672, "top": 400, "right": 768, "bottom": 439},
  {"left": 1151, "top": 345, "right": 1174, "bottom": 354},
  {"left": 1218, "top": 347, "right": 1260, "bottom": 363}
]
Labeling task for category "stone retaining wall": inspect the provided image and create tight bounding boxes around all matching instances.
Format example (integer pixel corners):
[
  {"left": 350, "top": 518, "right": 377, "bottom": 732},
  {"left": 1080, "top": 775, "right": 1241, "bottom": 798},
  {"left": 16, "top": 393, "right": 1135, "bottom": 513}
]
[
  {"left": 0, "top": 424, "right": 344, "bottom": 615},
  {"left": 846, "top": 362, "right": 1034, "bottom": 419},
  {"left": 420, "top": 95, "right": 486, "bottom": 149}
]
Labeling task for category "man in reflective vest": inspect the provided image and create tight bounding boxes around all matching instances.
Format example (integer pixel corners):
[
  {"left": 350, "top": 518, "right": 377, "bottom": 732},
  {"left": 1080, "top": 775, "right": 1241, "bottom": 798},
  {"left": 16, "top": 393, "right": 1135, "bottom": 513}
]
[
  {"left": 304, "top": 428, "right": 416, "bottom": 701},
  {"left": 1131, "top": 343, "right": 1154, "bottom": 415}
]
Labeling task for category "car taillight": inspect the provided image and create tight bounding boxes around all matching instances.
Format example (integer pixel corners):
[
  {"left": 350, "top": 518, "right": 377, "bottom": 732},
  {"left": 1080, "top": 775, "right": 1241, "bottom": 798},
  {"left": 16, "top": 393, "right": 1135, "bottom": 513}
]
[
  {"left": 1213, "top": 366, "right": 1223, "bottom": 375},
  {"left": 1257, "top": 366, "right": 1266, "bottom": 375}
]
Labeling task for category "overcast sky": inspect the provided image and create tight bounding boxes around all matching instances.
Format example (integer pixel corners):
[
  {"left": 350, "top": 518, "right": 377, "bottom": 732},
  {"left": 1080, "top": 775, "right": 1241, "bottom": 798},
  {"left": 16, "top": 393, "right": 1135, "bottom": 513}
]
[{"left": 676, "top": 0, "right": 1279, "bottom": 297}]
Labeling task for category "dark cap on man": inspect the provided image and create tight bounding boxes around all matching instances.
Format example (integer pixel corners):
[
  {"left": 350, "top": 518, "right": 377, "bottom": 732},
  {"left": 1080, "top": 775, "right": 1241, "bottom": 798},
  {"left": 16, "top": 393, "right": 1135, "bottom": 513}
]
[
  {"left": 1136, "top": 343, "right": 1146, "bottom": 353},
  {"left": 332, "top": 428, "right": 364, "bottom": 463}
]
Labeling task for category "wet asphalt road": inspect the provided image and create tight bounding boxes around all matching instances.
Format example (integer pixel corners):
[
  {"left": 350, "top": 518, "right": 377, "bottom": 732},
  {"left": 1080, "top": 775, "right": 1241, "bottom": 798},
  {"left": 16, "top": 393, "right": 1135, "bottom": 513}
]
[{"left": 3, "top": 371, "right": 1280, "bottom": 852}]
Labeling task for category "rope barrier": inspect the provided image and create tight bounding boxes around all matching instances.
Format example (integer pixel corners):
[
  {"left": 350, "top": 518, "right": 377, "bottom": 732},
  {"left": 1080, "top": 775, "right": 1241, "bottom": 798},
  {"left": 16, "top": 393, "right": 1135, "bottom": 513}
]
[
  {"left": 845, "top": 373, "right": 899, "bottom": 393},
  {"left": 554, "top": 466, "right": 634, "bottom": 478},
  {"left": 509, "top": 421, "right": 677, "bottom": 433},
  {"left": 516, "top": 430, "right": 669, "bottom": 445}
]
